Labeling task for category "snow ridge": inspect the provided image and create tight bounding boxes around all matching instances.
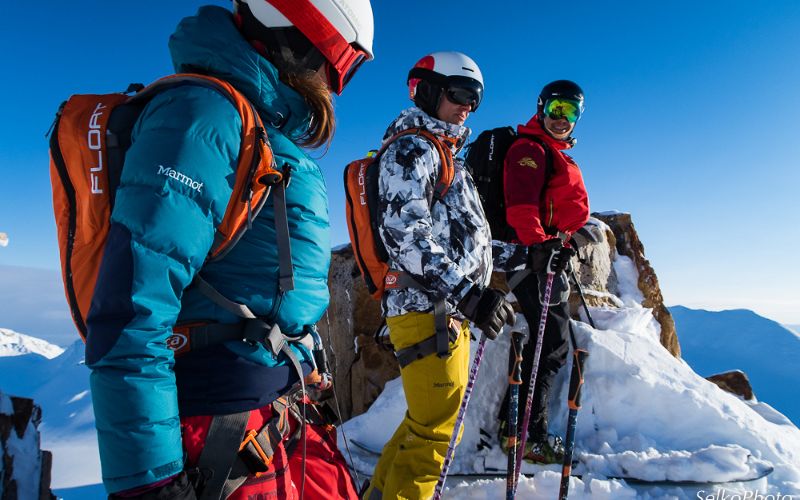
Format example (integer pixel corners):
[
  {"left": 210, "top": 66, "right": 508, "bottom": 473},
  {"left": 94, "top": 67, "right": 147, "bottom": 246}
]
[{"left": 0, "top": 328, "right": 64, "bottom": 359}]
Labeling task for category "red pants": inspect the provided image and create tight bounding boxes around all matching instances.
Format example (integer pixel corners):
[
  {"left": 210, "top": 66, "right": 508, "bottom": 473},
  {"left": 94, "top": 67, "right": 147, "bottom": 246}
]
[{"left": 181, "top": 402, "right": 358, "bottom": 500}]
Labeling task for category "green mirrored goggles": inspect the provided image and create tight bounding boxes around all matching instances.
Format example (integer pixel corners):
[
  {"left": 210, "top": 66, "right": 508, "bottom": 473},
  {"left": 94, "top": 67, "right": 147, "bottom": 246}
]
[{"left": 543, "top": 98, "right": 583, "bottom": 123}]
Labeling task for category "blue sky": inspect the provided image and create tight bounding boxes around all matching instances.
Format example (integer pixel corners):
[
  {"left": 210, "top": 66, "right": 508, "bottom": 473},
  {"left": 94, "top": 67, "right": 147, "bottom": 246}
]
[{"left": 1, "top": 1, "right": 799, "bottom": 323}]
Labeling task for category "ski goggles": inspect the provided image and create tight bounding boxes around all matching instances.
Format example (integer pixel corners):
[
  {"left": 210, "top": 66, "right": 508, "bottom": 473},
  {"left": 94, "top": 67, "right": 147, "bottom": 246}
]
[
  {"left": 327, "top": 47, "right": 369, "bottom": 95},
  {"left": 445, "top": 78, "right": 484, "bottom": 111},
  {"left": 270, "top": 0, "right": 372, "bottom": 95},
  {"left": 543, "top": 98, "right": 583, "bottom": 123}
]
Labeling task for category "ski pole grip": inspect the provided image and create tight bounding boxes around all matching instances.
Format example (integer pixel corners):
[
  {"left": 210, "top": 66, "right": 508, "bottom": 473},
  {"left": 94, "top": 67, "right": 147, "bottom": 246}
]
[
  {"left": 567, "top": 349, "right": 588, "bottom": 410},
  {"left": 508, "top": 331, "right": 524, "bottom": 385}
]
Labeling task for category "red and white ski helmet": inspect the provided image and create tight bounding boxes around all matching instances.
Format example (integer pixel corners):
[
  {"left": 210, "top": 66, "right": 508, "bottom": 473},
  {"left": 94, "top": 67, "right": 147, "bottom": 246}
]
[
  {"left": 234, "top": 0, "right": 374, "bottom": 94},
  {"left": 407, "top": 51, "right": 484, "bottom": 116}
]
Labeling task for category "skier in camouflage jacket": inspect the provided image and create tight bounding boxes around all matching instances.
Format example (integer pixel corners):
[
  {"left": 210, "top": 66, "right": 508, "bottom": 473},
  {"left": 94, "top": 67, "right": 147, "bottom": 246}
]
[{"left": 363, "top": 51, "right": 521, "bottom": 500}]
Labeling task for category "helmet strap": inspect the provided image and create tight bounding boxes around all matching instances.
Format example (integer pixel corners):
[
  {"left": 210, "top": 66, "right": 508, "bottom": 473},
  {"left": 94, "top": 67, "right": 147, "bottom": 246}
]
[{"left": 414, "top": 80, "right": 444, "bottom": 118}]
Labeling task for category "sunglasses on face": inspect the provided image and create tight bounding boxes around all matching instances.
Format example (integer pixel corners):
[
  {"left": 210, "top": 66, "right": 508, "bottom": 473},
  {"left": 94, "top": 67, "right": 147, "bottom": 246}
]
[
  {"left": 543, "top": 98, "right": 583, "bottom": 123},
  {"left": 445, "top": 86, "right": 483, "bottom": 111}
]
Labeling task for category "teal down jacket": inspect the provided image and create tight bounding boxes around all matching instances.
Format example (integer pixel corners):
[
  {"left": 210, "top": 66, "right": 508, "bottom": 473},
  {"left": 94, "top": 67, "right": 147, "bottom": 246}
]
[{"left": 84, "top": 6, "right": 330, "bottom": 493}]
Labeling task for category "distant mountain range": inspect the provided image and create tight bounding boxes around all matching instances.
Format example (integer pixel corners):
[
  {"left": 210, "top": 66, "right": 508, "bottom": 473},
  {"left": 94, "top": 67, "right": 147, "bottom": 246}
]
[{"left": 670, "top": 305, "right": 800, "bottom": 426}]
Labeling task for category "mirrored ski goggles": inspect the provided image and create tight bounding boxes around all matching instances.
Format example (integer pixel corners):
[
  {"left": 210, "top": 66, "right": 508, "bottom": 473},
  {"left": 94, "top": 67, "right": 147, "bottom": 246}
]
[
  {"left": 327, "top": 48, "right": 369, "bottom": 95},
  {"left": 445, "top": 85, "right": 483, "bottom": 111},
  {"left": 543, "top": 98, "right": 584, "bottom": 123}
]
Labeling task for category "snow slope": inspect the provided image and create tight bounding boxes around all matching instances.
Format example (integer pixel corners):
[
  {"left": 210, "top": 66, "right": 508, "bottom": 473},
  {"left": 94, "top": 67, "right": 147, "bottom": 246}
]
[
  {"left": 341, "top": 271, "right": 800, "bottom": 497},
  {"left": 671, "top": 306, "right": 800, "bottom": 427}
]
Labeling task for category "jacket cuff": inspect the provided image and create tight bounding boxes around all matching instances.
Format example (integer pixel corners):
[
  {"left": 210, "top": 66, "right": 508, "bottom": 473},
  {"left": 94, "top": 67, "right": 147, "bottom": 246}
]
[
  {"left": 452, "top": 277, "right": 475, "bottom": 305},
  {"left": 104, "top": 459, "right": 184, "bottom": 495}
]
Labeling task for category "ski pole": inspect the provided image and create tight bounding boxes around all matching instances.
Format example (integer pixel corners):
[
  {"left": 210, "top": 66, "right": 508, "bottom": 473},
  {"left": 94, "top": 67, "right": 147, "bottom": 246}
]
[
  {"left": 433, "top": 334, "right": 488, "bottom": 500},
  {"left": 505, "top": 330, "right": 525, "bottom": 500},
  {"left": 513, "top": 270, "right": 555, "bottom": 493},
  {"left": 569, "top": 268, "right": 596, "bottom": 329},
  {"left": 558, "top": 348, "right": 588, "bottom": 500}
]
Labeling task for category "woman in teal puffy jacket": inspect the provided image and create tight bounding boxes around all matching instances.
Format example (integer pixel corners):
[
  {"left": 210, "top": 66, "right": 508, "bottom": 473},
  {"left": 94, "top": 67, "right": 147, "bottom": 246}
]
[{"left": 85, "top": 2, "right": 374, "bottom": 498}]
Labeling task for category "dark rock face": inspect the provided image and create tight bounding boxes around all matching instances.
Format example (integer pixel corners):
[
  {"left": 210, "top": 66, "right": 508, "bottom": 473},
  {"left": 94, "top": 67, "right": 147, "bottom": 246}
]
[
  {"left": 0, "top": 393, "right": 55, "bottom": 500},
  {"left": 706, "top": 370, "right": 755, "bottom": 401},
  {"left": 323, "top": 214, "right": 680, "bottom": 420}
]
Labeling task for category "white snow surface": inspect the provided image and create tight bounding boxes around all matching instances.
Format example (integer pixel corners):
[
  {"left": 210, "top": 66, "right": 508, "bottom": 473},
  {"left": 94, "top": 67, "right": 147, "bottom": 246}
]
[
  {"left": 0, "top": 328, "right": 64, "bottom": 359},
  {"left": 341, "top": 303, "right": 800, "bottom": 497}
]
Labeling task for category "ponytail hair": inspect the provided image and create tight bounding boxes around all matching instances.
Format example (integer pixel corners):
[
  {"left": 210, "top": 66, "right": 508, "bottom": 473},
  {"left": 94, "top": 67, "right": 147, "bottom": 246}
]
[{"left": 280, "top": 71, "right": 335, "bottom": 151}]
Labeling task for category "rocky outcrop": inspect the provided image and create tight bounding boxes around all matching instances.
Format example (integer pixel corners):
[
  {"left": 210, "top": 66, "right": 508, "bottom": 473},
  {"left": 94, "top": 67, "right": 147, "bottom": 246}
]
[
  {"left": 317, "top": 246, "right": 398, "bottom": 421},
  {"left": 0, "top": 392, "right": 55, "bottom": 500},
  {"left": 594, "top": 212, "right": 680, "bottom": 357},
  {"left": 707, "top": 370, "right": 755, "bottom": 401},
  {"left": 321, "top": 214, "right": 680, "bottom": 421}
]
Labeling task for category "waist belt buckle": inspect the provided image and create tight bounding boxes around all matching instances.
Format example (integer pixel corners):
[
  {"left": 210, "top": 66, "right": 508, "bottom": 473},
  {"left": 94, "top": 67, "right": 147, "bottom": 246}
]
[{"left": 239, "top": 429, "right": 272, "bottom": 475}]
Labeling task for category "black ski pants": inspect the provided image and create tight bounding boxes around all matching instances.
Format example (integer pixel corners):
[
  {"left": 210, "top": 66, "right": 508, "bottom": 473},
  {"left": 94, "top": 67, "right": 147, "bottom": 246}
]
[{"left": 498, "top": 270, "right": 570, "bottom": 442}]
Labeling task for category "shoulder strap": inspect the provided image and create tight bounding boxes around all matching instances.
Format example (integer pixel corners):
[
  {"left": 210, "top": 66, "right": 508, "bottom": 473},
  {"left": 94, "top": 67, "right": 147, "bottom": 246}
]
[
  {"left": 378, "top": 128, "right": 455, "bottom": 202},
  {"left": 130, "top": 74, "right": 287, "bottom": 266}
]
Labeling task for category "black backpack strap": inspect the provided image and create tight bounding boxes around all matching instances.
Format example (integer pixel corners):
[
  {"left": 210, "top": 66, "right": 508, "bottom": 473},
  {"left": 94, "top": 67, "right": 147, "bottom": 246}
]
[{"left": 195, "top": 411, "right": 251, "bottom": 500}]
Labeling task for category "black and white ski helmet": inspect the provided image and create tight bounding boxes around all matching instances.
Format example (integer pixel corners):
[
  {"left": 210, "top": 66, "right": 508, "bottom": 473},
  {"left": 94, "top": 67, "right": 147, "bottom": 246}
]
[
  {"left": 537, "top": 80, "right": 585, "bottom": 117},
  {"left": 407, "top": 51, "right": 484, "bottom": 117}
]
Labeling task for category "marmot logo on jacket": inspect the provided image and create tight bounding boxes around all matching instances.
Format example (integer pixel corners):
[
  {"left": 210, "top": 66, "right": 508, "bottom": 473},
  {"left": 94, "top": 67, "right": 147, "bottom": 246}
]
[{"left": 157, "top": 165, "right": 204, "bottom": 192}]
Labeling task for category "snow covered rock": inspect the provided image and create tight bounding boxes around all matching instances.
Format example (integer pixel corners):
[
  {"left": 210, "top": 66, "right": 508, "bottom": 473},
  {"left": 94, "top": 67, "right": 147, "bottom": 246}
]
[
  {"left": 0, "top": 392, "right": 55, "bottom": 500},
  {"left": 324, "top": 213, "right": 679, "bottom": 421},
  {"left": 594, "top": 212, "right": 679, "bottom": 356},
  {"left": 342, "top": 303, "right": 800, "bottom": 497}
]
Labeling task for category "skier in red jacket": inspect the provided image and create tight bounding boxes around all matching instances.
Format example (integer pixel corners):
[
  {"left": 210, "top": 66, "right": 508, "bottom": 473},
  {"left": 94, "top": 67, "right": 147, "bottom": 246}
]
[{"left": 499, "top": 80, "right": 590, "bottom": 463}]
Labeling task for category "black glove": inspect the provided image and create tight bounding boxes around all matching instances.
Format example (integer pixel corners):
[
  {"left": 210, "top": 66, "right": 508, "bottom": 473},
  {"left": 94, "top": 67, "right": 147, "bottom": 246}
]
[
  {"left": 529, "top": 239, "right": 576, "bottom": 274},
  {"left": 457, "top": 285, "right": 516, "bottom": 340},
  {"left": 109, "top": 472, "right": 197, "bottom": 500}
]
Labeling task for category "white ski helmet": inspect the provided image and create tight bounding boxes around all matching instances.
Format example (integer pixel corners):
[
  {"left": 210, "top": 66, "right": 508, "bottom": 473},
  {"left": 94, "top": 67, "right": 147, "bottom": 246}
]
[
  {"left": 407, "top": 51, "right": 484, "bottom": 116},
  {"left": 234, "top": 0, "right": 374, "bottom": 94}
]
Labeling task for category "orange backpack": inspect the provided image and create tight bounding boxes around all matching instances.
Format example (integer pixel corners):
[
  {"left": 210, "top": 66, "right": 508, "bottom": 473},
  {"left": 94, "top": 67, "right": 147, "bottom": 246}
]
[
  {"left": 344, "top": 128, "right": 455, "bottom": 300},
  {"left": 48, "top": 74, "right": 287, "bottom": 341}
]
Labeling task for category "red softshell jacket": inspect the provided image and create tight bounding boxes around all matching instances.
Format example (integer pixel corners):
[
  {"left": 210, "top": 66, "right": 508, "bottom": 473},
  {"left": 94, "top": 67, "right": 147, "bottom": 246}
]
[{"left": 503, "top": 116, "right": 590, "bottom": 245}]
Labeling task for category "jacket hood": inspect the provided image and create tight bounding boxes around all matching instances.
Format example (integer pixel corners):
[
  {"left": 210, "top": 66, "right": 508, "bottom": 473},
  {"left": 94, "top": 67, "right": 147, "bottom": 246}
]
[
  {"left": 518, "top": 114, "right": 576, "bottom": 150},
  {"left": 382, "top": 107, "right": 471, "bottom": 153},
  {"left": 168, "top": 6, "right": 311, "bottom": 139}
]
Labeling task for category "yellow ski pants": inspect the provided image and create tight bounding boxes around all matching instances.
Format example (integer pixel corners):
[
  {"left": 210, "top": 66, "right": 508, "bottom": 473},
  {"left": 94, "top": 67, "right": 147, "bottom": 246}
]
[{"left": 363, "top": 312, "right": 471, "bottom": 500}]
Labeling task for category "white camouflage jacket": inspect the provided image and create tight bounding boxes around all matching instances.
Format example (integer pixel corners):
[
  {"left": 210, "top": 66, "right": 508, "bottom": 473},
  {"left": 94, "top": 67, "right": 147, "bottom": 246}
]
[{"left": 377, "top": 107, "right": 527, "bottom": 318}]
